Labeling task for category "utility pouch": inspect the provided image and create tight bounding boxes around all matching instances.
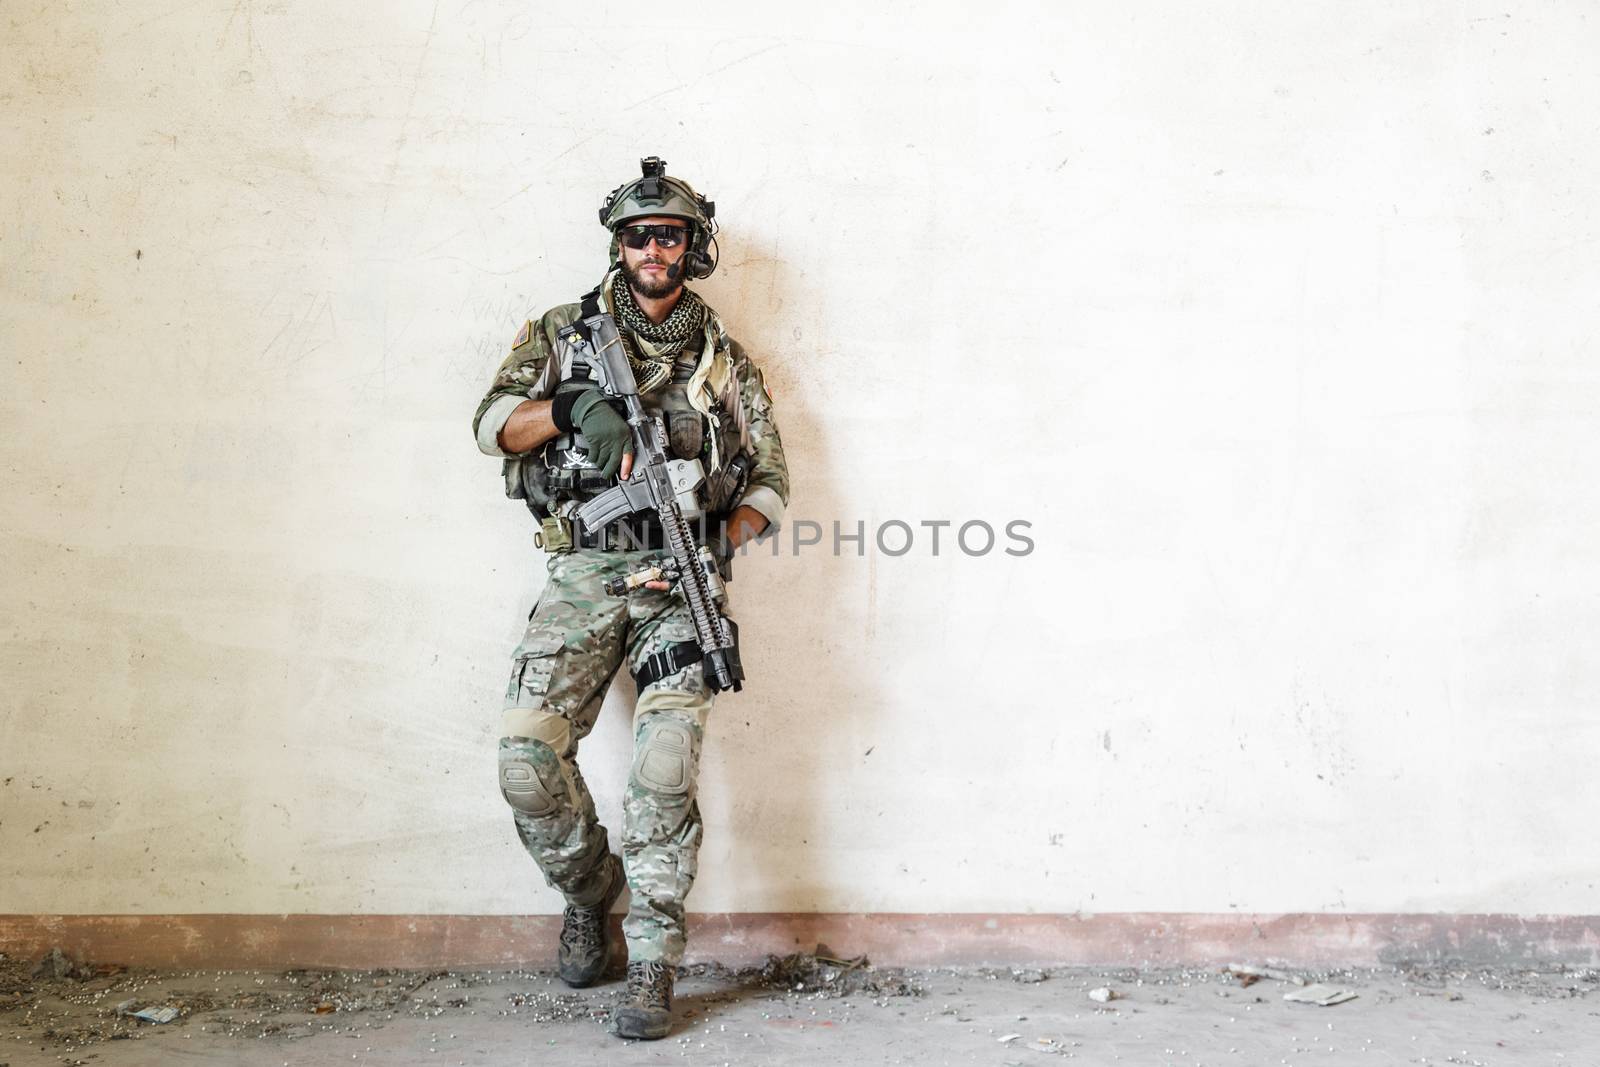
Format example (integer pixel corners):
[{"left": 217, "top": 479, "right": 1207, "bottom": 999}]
[
  {"left": 667, "top": 410, "right": 706, "bottom": 461},
  {"left": 535, "top": 515, "right": 572, "bottom": 553},
  {"left": 504, "top": 457, "right": 527, "bottom": 500},
  {"left": 703, "top": 450, "right": 753, "bottom": 515}
]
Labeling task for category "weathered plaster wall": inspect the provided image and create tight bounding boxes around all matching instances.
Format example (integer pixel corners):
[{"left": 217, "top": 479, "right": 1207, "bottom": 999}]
[{"left": 2, "top": 1, "right": 1598, "bottom": 919}]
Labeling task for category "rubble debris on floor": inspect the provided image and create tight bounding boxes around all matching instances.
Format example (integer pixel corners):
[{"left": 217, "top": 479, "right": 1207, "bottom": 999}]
[{"left": 1, "top": 949, "right": 1596, "bottom": 1065}]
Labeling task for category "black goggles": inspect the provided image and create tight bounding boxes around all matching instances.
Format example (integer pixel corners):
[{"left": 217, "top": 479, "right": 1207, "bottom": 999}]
[{"left": 616, "top": 223, "right": 690, "bottom": 250}]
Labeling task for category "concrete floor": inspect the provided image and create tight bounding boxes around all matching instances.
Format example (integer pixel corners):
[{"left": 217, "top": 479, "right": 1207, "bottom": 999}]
[{"left": 2, "top": 953, "right": 1597, "bottom": 1066}]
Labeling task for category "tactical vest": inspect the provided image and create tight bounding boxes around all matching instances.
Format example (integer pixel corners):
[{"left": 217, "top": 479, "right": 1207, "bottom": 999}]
[{"left": 513, "top": 319, "right": 751, "bottom": 525}]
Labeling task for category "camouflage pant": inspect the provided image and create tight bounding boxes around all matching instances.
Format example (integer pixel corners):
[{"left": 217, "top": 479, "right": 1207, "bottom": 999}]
[{"left": 497, "top": 548, "right": 713, "bottom": 966}]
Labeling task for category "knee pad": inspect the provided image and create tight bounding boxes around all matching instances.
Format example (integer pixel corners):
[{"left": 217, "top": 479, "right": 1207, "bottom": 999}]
[
  {"left": 499, "top": 738, "right": 566, "bottom": 817},
  {"left": 630, "top": 718, "right": 697, "bottom": 797}
]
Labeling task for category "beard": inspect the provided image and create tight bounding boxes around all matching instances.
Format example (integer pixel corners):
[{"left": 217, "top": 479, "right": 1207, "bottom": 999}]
[{"left": 621, "top": 255, "right": 685, "bottom": 300}]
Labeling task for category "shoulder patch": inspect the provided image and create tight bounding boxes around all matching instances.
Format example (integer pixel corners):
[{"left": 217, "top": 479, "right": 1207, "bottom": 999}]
[{"left": 511, "top": 319, "right": 532, "bottom": 350}]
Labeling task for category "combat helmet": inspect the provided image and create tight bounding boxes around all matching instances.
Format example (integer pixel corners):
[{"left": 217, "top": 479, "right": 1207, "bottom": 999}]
[{"left": 598, "top": 156, "right": 718, "bottom": 279}]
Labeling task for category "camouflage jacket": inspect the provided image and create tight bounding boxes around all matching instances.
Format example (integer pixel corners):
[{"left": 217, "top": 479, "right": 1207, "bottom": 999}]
[{"left": 472, "top": 274, "right": 789, "bottom": 531}]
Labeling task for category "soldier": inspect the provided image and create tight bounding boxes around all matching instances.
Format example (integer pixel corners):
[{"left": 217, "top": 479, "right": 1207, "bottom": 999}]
[{"left": 471, "top": 158, "right": 789, "bottom": 1040}]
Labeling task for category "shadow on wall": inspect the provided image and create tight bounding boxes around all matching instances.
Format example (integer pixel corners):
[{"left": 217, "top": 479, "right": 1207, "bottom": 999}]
[{"left": 690, "top": 231, "right": 865, "bottom": 915}]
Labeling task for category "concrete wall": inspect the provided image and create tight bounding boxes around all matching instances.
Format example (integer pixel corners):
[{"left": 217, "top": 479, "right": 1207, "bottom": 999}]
[{"left": 3, "top": 0, "right": 1599, "bottom": 929}]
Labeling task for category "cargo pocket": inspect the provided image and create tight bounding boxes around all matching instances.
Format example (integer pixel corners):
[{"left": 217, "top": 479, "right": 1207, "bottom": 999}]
[{"left": 504, "top": 632, "right": 567, "bottom": 707}]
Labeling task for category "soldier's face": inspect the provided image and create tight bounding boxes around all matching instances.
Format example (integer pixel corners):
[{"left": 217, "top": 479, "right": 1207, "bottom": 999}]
[{"left": 619, "top": 215, "right": 691, "bottom": 299}]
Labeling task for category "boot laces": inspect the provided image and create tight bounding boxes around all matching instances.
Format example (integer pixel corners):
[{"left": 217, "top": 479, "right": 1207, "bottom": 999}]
[
  {"left": 627, "top": 960, "right": 671, "bottom": 1010},
  {"left": 560, "top": 899, "right": 604, "bottom": 955}
]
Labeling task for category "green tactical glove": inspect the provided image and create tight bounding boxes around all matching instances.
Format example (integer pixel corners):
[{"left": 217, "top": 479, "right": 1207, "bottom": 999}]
[{"left": 557, "top": 387, "right": 633, "bottom": 480}]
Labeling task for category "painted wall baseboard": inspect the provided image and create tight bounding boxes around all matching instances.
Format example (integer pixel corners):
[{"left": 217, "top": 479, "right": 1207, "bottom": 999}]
[{"left": 2, "top": 914, "right": 1596, "bottom": 970}]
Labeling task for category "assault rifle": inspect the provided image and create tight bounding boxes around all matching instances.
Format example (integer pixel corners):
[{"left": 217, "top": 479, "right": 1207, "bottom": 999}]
[{"left": 558, "top": 311, "right": 745, "bottom": 693}]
